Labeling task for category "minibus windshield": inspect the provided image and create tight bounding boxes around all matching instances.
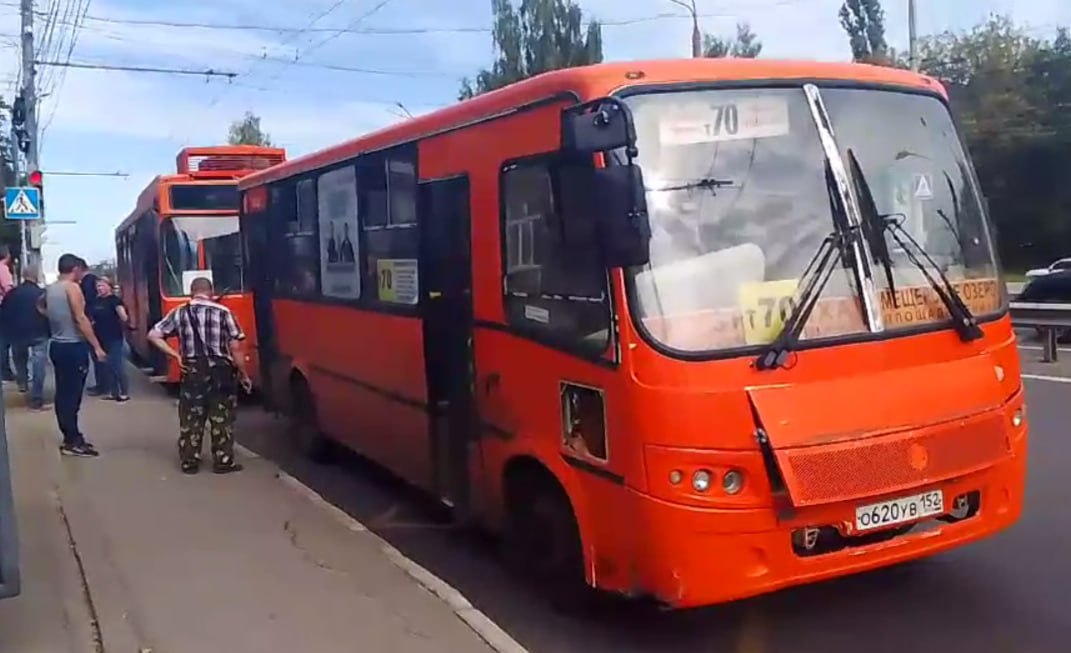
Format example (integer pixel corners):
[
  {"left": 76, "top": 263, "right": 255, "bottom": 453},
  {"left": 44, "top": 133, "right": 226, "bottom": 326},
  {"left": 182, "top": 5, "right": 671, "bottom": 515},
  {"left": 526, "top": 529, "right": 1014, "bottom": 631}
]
[{"left": 621, "top": 84, "right": 1002, "bottom": 356}]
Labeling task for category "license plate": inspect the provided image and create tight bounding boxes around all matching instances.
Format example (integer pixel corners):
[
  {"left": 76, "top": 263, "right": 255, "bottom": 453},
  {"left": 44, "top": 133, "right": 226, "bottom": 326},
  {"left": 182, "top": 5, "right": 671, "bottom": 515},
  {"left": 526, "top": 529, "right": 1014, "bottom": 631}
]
[{"left": 854, "top": 490, "right": 944, "bottom": 533}]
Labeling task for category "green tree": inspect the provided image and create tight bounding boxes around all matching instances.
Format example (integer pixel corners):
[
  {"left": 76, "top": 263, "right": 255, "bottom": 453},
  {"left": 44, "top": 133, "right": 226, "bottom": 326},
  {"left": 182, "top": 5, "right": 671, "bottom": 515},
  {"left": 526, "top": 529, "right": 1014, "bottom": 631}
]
[
  {"left": 227, "top": 111, "right": 273, "bottom": 146},
  {"left": 703, "top": 22, "right": 762, "bottom": 58},
  {"left": 839, "top": 0, "right": 889, "bottom": 63},
  {"left": 915, "top": 16, "right": 1071, "bottom": 270},
  {"left": 459, "top": 0, "right": 603, "bottom": 100}
]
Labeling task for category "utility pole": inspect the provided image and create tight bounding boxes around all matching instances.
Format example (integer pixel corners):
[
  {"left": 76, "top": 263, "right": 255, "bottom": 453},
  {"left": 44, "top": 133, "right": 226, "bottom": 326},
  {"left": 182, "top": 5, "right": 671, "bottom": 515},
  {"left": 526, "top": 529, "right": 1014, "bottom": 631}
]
[
  {"left": 9, "top": 119, "right": 23, "bottom": 276},
  {"left": 668, "top": 0, "right": 702, "bottom": 58},
  {"left": 19, "top": 0, "right": 41, "bottom": 271},
  {"left": 908, "top": 0, "right": 918, "bottom": 71}
]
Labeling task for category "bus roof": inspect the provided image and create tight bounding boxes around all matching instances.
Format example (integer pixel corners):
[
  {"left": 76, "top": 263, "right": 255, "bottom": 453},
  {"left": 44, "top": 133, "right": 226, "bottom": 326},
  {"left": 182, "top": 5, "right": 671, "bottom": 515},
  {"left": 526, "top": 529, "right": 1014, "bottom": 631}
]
[
  {"left": 116, "top": 145, "right": 286, "bottom": 235},
  {"left": 240, "top": 58, "right": 944, "bottom": 189},
  {"left": 176, "top": 145, "right": 286, "bottom": 177}
]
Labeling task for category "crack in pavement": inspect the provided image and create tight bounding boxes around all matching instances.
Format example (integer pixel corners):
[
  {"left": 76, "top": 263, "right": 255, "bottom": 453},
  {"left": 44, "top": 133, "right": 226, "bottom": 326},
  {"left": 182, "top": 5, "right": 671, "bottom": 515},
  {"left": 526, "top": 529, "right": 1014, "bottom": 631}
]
[
  {"left": 282, "top": 519, "right": 345, "bottom": 575},
  {"left": 53, "top": 487, "right": 105, "bottom": 653}
]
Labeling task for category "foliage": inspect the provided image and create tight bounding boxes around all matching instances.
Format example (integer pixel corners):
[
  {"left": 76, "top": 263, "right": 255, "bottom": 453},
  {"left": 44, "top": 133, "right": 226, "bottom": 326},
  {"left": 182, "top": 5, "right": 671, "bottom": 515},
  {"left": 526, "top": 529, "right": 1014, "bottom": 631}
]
[
  {"left": 703, "top": 22, "right": 762, "bottom": 58},
  {"left": 459, "top": 0, "right": 603, "bottom": 100},
  {"left": 916, "top": 17, "right": 1071, "bottom": 270},
  {"left": 839, "top": 0, "right": 890, "bottom": 64},
  {"left": 227, "top": 111, "right": 273, "bottom": 147}
]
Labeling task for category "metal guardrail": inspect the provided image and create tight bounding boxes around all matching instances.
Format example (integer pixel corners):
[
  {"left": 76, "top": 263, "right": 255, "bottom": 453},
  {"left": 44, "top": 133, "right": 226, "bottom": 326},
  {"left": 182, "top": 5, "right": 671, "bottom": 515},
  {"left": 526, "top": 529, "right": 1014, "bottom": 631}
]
[{"left": 1009, "top": 301, "right": 1071, "bottom": 363}]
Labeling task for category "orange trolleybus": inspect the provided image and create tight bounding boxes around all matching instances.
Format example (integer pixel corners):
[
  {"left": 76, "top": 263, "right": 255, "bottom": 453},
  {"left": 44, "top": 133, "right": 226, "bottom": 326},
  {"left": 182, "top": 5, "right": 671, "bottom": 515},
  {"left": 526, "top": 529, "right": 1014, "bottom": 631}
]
[
  {"left": 238, "top": 59, "right": 1026, "bottom": 608},
  {"left": 116, "top": 145, "right": 286, "bottom": 386}
]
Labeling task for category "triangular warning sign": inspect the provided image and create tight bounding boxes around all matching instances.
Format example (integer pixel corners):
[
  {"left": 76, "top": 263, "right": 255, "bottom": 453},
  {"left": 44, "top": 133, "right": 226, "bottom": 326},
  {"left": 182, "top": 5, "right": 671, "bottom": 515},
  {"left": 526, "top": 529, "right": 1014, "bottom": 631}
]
[
  {"left": 914, "top": 174, "right": 933, "bottom": 199},
  {"left": 8, "top": 190, "right": 37, "bottom": 215}
]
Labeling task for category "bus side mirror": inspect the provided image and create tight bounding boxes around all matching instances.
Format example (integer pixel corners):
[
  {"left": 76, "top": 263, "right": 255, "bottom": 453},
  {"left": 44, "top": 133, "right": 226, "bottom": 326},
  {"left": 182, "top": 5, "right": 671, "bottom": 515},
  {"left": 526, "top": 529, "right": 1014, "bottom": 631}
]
[
  {"left": 593, "top": 164, "right": 651, "bottom": 268},
  {"left": 561, "top": 98, "right": 634, "bottom": 154},
  {"left": 556, "top": 160, "right": 651, "bottom": 269}
]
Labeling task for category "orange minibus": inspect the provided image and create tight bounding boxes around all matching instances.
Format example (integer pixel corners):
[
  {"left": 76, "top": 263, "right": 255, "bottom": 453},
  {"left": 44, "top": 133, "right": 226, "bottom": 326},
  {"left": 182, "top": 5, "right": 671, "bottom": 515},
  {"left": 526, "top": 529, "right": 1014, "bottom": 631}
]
[{"left": 238, "top": 59, "right": 1026, "bottom": 608}]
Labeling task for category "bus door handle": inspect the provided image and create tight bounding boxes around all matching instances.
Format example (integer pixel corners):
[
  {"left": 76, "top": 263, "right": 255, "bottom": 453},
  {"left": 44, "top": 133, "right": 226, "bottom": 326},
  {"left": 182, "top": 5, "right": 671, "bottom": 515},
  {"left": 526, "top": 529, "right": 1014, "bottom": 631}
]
[{"left": 483, "top": 372, "right": 500, "bottom": 395}]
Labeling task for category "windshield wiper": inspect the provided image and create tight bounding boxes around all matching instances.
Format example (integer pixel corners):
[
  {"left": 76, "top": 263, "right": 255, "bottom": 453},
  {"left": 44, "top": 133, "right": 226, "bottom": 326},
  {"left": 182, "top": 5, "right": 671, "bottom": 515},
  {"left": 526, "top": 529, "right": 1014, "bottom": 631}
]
[
  {"left": 754, "top": 227, "right": 853, "bottom": 371},
  {"left": 755, "top": 164, "right": 858, "bottom": 371},
  {"left": 846, "top": 153, "right": 983, "bottom": 343},
  {"left": 847, "top": 149, "right": 899, "bottom": 308},
  {"left": 653, "top": 177, "right": 735, "bottom": 193}
]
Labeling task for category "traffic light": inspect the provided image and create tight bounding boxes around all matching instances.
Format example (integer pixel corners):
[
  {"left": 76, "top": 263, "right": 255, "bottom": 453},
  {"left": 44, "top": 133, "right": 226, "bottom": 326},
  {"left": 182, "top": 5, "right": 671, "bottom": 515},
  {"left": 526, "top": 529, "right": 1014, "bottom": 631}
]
[{"left": 27, "top": 170, "right": 43, "bottom": 214}]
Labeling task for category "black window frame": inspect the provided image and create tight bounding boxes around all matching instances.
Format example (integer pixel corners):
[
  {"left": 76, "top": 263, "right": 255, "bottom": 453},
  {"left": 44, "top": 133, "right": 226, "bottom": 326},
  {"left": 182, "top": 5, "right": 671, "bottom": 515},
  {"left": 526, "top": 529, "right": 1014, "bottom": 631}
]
[
  {"left": 265, "top": 178, "right": 322, "bottom": 301},
  {"left": 498, "top": 152, "right": 615, "bottom": 362},
  {"left": 357, "top": 144, "right": 421, "bottom": 314},
  {"left": 254, "top": 142, "right": 421, "bottom": 318}
]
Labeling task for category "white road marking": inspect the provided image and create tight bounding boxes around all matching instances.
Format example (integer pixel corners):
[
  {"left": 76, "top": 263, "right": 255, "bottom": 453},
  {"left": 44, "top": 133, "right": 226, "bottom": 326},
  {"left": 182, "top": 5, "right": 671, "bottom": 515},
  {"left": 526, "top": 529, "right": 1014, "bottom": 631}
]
[{"left": 1022, "top": 374, "right": 1071, "bottom": 384}]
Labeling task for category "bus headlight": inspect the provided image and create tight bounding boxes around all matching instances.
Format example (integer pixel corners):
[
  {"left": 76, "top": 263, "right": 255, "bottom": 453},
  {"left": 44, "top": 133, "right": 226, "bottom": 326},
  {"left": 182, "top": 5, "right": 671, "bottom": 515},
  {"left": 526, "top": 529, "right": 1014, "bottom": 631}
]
[
  {"left": 692, "top": 469, "right": 712, "bottom": 493},
  {"left": 1012, "top": 409, "right": 1023, "bottom": 428}
]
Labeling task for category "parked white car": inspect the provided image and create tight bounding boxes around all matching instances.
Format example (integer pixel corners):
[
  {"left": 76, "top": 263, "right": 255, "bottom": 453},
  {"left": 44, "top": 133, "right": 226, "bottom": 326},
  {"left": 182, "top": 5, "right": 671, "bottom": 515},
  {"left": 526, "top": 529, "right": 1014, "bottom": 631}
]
[{"left": 1025, "top": 257, "right": 1071, "bottom": 279}]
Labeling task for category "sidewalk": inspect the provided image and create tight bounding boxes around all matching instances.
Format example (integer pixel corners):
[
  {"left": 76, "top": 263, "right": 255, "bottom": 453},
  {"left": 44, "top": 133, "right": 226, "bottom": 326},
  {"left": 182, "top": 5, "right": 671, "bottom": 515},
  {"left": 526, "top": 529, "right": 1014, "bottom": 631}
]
[{"left": 0, "top": 378, "right": 502, "bottom": 652}]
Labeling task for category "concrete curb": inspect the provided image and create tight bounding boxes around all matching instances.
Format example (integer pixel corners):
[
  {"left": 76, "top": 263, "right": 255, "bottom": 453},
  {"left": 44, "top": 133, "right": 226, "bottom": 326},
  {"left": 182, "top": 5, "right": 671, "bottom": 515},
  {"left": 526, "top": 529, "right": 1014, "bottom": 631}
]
[{"left": 265, "top": 461, "right": 527, "bottom": 653}]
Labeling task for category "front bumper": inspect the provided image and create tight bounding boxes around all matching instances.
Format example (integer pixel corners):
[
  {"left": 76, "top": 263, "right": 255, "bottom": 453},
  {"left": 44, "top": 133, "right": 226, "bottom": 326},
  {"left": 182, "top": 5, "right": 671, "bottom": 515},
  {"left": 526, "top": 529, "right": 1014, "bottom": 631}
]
[{"left": 626, "top": 432, "right": 1026, "bottom": 609}]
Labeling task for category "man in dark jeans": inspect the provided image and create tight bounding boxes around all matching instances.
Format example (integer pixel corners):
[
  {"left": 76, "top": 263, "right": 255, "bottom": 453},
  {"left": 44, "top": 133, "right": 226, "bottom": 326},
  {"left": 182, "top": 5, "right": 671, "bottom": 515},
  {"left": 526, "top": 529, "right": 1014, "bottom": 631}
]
[
  {"left": 41, "top": 255, "right": 106, "bottom": 457},
  {"left": 2, "top": 266, "right": 50, "bottom": 409}
]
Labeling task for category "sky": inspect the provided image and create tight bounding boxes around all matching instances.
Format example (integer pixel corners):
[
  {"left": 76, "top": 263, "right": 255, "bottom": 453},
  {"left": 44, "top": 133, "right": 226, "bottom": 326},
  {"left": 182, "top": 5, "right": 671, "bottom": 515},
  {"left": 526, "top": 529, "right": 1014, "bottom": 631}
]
[{"left": 1, "top": 0, "right": 1068, "bottom": 272}]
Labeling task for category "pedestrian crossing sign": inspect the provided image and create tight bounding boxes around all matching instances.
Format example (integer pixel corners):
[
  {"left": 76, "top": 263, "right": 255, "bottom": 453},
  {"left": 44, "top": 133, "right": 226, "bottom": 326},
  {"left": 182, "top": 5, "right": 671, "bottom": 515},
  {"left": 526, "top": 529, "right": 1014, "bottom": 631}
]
[{"left": 4, "top": 186, "right": 41, "bottom": 220}]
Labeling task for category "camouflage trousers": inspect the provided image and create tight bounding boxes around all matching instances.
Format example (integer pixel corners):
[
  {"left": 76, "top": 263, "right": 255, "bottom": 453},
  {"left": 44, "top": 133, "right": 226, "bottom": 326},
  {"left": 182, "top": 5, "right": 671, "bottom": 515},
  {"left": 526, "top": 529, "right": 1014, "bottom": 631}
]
[{"left": 178, "top": 359, "right": 238, "bottom": 468}]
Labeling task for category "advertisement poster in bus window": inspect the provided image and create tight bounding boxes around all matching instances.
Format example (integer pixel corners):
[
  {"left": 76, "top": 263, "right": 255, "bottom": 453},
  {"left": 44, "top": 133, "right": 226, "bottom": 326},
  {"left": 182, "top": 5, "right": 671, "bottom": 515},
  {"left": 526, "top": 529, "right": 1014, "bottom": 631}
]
[{"left": 317, "top": 166, "right": 360, "bottom": 299}]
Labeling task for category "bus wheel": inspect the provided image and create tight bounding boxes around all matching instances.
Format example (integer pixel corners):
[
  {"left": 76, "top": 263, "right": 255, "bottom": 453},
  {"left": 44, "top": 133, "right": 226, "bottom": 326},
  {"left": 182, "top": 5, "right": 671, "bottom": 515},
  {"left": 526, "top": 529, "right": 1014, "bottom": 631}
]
[
  {"left": 289, "top": 377, "right": 333, "bottom": 463},
  {"left": 503, "top": 471, "right": 588, "bottom": 610}
]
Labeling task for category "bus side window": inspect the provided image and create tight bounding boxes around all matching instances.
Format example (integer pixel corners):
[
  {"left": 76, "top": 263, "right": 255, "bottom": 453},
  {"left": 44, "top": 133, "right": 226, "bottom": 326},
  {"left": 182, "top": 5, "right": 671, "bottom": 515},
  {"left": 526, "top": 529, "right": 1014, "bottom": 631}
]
[
  {"left": 269, "top": 182, "right": 322, "bottom": 298},
  {"left": 500, "top": 158, "right": 610, "bottom": 355}
]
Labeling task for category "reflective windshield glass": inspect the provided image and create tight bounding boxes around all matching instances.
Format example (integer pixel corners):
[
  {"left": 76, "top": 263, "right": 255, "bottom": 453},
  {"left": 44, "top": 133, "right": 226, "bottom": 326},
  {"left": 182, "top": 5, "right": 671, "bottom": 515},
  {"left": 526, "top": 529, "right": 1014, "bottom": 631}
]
[
  {"left": 822, "top": 88, "right": 1001, "bottom": 321},
  {"left": 160, "top": 215, "right": 245, "bottom": 296},
  {"left": 623, "top": 85, "right": 1002, "bottom": 355}
]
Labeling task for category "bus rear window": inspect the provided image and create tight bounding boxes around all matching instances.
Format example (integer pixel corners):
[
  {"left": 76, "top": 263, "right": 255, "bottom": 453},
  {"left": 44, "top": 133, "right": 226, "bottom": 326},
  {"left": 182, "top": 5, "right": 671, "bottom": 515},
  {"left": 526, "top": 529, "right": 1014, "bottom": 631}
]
[{"left": 169, "top": 184, "right": 239, "bottom": 211}]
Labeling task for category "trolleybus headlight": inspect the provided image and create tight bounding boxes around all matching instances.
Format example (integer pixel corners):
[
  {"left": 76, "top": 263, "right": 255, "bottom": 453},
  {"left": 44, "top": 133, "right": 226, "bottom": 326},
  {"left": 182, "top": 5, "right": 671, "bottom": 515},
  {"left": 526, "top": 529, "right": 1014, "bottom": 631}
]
[
  {"left": 722, "top": 469, "right": 745, "bottom": 495},
  {"left": 692, "top": 470, "right": 712, "bottom": 493},
  {"left": 669, "top": 469, "right": 683, "bottom": 485},
  {"left": 1012, "top": 409, "right": 1023, "bottom": 428}
]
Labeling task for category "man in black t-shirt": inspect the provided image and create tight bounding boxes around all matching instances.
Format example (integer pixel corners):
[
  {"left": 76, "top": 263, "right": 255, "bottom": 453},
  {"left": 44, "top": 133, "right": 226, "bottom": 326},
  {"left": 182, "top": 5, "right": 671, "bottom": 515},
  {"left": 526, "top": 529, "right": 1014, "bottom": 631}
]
[
  {"left": 76, "top": 258, "right": 105, "bottom": 395},
  {"left": 89, "top": 276, "right": 131, "bottom": 401}
]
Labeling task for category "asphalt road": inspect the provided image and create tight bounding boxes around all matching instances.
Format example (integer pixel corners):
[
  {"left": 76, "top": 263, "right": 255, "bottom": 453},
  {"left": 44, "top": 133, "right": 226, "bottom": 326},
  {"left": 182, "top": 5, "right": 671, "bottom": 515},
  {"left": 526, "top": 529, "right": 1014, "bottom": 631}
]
[{"left": 234, "top": 343, "right": 1070, "bottom": 653}]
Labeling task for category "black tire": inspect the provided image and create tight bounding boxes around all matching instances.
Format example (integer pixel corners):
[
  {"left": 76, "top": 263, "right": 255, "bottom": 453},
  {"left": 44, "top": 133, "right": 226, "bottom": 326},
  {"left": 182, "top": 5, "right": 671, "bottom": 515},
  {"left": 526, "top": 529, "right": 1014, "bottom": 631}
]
[
  {"left": 289, "top": 376, "right": 333, "bottom": 463},
  {"left": 503, "top": 472, "right": 590, "bottom": 611}
]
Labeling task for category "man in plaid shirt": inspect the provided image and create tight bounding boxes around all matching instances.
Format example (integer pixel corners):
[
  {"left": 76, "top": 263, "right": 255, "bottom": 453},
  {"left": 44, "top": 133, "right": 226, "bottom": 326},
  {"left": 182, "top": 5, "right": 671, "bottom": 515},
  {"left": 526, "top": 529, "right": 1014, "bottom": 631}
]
[{"left": 148, "top": 277, "right": 252, "bottom": 474}]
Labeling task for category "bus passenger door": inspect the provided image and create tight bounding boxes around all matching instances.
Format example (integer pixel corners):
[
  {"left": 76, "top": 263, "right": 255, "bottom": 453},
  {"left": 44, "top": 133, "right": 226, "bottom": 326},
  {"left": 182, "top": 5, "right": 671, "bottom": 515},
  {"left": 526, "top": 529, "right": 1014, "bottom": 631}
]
[
  {"left": 418, "top": 175, "right": 475, "bottom": 516},
  {"left": 141, "top": 213, "right": 167, "bottom": 376},
  {"left": 240, "top": 209, "right": 277, "bottom": 407}
]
